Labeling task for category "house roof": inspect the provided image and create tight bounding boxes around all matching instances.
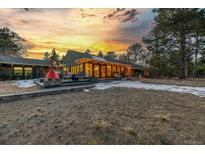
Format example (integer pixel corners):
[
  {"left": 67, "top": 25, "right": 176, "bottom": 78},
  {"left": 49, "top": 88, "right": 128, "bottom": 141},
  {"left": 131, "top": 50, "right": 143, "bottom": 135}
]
[
  {"left": 0, "top": 56, "right": 50, "bottom": 66},
  {"left": 63, "top": 50, "right": 92, "bottom": 66},
  {"left": 63, "top": 50, "right": 144, "bottom": 70}
]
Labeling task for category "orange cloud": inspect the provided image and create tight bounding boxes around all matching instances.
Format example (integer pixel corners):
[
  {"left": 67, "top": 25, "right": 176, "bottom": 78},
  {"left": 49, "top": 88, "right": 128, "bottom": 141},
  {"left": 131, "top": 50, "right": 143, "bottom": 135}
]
[{"left": 0, "top": 8, "right": 154, "bottom": 59}]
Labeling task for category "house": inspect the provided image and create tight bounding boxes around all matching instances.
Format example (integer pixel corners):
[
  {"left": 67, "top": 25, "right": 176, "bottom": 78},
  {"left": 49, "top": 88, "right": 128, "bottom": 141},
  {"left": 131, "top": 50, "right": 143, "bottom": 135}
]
[
  {"left": 62, "top": 50, "right": 145, "bottom": 79},
  {"left": 0, "top": 50, "right": 147, "bottom": 80},
  {"left": 0, "top": 56, "right": 50, "bottom": 80}
]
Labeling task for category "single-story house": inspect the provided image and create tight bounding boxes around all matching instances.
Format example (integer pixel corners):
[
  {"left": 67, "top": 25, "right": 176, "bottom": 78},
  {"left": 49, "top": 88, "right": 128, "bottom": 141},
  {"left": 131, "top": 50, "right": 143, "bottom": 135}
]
[
  {"left": 0, "top": 50, "right": 147, "bottom": 80},
  {"left": 62, "top": 50, "right": 146, "bottom": 79},
  {"left": 0, "top": 56, "right": 50, "bottom": 80}
]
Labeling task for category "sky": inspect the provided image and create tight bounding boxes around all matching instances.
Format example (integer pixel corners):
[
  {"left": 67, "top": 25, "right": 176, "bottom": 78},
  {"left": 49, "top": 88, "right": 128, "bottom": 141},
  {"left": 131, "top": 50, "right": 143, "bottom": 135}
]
[{"left": 0, "top": 8, "right": 155, "bottom": 59}]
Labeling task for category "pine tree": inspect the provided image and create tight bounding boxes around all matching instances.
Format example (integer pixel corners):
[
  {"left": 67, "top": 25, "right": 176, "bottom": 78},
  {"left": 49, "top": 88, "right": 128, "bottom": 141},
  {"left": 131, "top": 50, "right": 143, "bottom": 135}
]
[
  {"left": 0, "top": 27, "right": 26, "bottom": 57},
  {"left": 191, "top": 9, "right": 205, "bottom": 77},
  {"left": 49, "top": 48, "right": 61, "bottom": 65},
  {"left": 153, "top": 9, "right": 205, "bottom": 79},
  {"left": 85, "top": 49, "right": 91, "bottom": 54},
  {"left": 97, "top": 51, "right": 104, "bottom": 57},
  {"left": 119, "top": 53, "right": 127, "bottom": 63},
  {"left": 104, "top": 51, "right": 117, "bottom": 60},
  {"left": 127, "top": 42, "right": 149, "bottom": 66},
  {"left": 43, "top": 51, "right": 49, "bottom": 60}
]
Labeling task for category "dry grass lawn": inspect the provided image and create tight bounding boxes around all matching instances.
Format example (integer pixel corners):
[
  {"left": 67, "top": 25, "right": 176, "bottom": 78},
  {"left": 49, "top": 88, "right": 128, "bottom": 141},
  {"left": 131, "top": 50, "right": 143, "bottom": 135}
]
[
  {"left": 0, "top": 80, "right": 39, "bottom": 95},
  {"left": 0, "top": 88, "right": 204, "bottom": 144},
  {"left": 140, "top": 78, "right": 205, "bottom": 87}
]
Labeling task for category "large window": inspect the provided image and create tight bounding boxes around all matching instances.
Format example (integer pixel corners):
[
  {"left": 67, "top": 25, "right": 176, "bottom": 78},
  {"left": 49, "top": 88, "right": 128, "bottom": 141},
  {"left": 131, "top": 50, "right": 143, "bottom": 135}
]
[
  {"left": 85, "top": 63, "right": 92, "bottom": 77},
  {"left": 112, "top": 66, "right": 116, "bottom": 73},
  {"left": 79, "top": 64, "right": 83, "bottom": 72},
  {"left": 71, "top": 66, "right": 74, "bottom": 74},
  {"left": 94, "top": 65, "right": 99, "bottom": 78},
  {"left": 63, "top": 67, "right": 67, "bottom": 74},
  {"left": 121, "top": 67, "right": 125, "bottom": 76},
  {"left": 14, "top": 66, "right": 23, "bottom": 79},
  {"left": 73, "top": 66, "right": 77, "bottom": 74},
  {"left": 24, "top": 67, "right": 32, "bottom": 79},
  {"left": 107, "top": 65, "right": 111, "bottom": 77},
  {"left": 117, "top": 66, "right": 121, "bottom": 74},
  {"left": 101, "top": 66, "right": 106, "bottom": 78},
  {"left": 76, "top": 65, "right": 79, "bottom": 74},
  {"left": 71, "top": 64, "right": 83, "bottom": 75}
]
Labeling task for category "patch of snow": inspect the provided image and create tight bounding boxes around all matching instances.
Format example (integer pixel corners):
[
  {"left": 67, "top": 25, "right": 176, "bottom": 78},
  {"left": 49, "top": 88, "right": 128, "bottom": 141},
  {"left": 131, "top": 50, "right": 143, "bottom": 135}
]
[
  {"left": 94, "top": 81, "right": 205, "bottom": 97},
  {"left": 14, "top": 80, "right": 36, "bottom": 88},
  {"left": 83, "top": 89, "right": 90, "bottom": 93}
]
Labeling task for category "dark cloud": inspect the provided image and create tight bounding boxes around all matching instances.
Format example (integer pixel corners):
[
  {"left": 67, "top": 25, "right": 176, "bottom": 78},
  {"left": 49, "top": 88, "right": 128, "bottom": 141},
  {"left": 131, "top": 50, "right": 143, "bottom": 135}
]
[
  {"left": 79, "top": 8, "right": 96, "bottom": 18},
  {"left": 104, "top": 8, "right": 139, "bottom": 23},
  {"left": 105, "top": 8, "right": 125, "bottom": 18}
]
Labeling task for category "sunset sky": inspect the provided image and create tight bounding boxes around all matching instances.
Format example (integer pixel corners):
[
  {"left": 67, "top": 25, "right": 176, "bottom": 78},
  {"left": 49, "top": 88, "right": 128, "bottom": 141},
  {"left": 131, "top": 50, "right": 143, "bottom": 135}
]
[{"left": 0, "top": 8, "right": 154, "bottom": 59}]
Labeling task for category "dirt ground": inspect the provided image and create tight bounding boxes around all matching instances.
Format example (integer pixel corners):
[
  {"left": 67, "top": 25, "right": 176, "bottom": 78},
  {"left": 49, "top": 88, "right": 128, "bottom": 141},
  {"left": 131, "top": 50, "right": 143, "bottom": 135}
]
[
  {"left": 0, "top": 88, "right": 204, "bottom": 145},
  {"left": 140, "top": 78, "right": 205, "bottom": 87},
  {"left": 0, "top": 81, "right": 39, "bottom": 95},
  {"left": 1, "top": 78, "right": 205, "bottom": 95}
]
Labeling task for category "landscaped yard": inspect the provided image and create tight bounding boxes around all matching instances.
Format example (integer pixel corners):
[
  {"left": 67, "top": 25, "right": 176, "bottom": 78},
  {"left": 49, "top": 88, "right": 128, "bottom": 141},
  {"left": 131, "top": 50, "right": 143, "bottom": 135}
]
[{"left": 0, "top": 87, "right": 204, "bottom": 144}]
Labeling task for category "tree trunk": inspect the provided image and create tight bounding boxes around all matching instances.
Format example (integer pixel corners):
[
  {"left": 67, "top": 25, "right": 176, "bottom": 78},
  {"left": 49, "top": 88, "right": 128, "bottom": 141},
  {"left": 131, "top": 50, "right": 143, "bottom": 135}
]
[
  {"left": 179, "top": 32, "right": 187, "bottom": 79},
  {"left": 193, "top": 35, "right": 199, "bottom": 77}
]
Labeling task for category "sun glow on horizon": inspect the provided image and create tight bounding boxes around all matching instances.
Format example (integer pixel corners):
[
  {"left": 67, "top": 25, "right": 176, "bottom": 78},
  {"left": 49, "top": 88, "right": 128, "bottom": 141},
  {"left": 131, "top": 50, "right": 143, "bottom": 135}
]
[{"left": 0, "top": 8, "right": 154, "bottom": 59}]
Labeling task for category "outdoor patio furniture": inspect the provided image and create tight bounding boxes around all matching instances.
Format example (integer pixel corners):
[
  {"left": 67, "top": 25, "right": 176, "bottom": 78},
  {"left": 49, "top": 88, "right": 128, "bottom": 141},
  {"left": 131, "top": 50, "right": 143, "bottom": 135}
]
[{"left": 74, "top": 71, "right": 89, "bottom": 81}]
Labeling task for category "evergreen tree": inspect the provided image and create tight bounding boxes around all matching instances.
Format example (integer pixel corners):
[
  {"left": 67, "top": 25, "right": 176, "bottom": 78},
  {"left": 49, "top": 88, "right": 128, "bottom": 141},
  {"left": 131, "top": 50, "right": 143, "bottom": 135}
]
[
  {"left": 151, "top": 8, "right": 205, "bottom": 79},
  {"left": 191, "top": 9, "right": 205, "bottom": 76},
  {"left": 43, "top": 51, "right": 49, "bottom": 60},
  {"left": 143, "top": 25, "right": 180, "bottom": 77},
  {"left": 85, "top": 49, "right": 91, "bottom": 54},
  {"left": 127, "top": 42, "right": 149, "bottom": 66},
  {"left": 97, "top": 51, "right": 104, "bottom": 57},
  {"left": 104, "top": 51, "right": 117, "bottom": 60},
  {"left": 119, "top": 53, "right": 127, "bottom": 63},
  {"left": 49, "top": 48, "right": 61, "bottom": 65},
  {"left": 0, "top": 27, "right": 26, "bottom": 57}
]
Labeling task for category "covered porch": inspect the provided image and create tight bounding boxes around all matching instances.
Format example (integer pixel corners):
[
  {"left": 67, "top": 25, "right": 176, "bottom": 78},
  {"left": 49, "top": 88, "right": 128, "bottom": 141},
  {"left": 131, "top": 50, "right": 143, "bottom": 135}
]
[{"left": 67, "top": 58, "right": 132, "bottom": 79}]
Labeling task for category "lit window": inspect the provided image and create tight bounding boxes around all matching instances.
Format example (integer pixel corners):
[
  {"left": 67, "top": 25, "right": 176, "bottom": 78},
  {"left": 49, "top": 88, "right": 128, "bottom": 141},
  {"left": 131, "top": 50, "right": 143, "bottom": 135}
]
[
  {"left": 85, "top": 63, "right": 92, "bottom": 77},
  {"left": 24, "top": 67, "right": 32, "bottom": 79},
  {"left": 94, "top": 65, "right": 99, "bottom": 78},
  {"left": 101, "top": 66, "right": 106, "bottom": 78},
  {"left": 14, "top": 66, "right": 23, "bottom": 78},
  {"left": 107, "top": 66, "right": 111, "bottom": 77}
]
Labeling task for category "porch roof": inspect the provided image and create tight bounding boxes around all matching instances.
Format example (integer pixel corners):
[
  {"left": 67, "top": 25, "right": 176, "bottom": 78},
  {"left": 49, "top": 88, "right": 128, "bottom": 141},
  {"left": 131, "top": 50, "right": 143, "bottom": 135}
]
[
  {"left": 0, "top": 56, "right": 50, "bottom": 66},
  {"left": 63, "top": 50, "right": 144, "bottom": 70}
]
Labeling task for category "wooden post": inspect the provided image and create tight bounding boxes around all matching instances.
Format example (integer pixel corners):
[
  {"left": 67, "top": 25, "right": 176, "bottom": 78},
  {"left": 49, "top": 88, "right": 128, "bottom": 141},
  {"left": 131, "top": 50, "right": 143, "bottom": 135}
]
[
  {"left": 83, "top": 63, "right": 85, "bottom": 75},
  {"left": 111, "top": 64, "right": 113, "bottom": 78},
  {"left": 99, "top": 64, "right": 102, "bottom": 78},
  {"left": 11, "top": 64, "right": 14, "bottom": 80},
  {"left": 22, "top": 65, "right": 25, "bottom": 79},
  {"left": 92, "top": 63, "right": 94, "bottom": 79},
  {"left": 105, "top": 65, "right": 107, "bottom": 78}
]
